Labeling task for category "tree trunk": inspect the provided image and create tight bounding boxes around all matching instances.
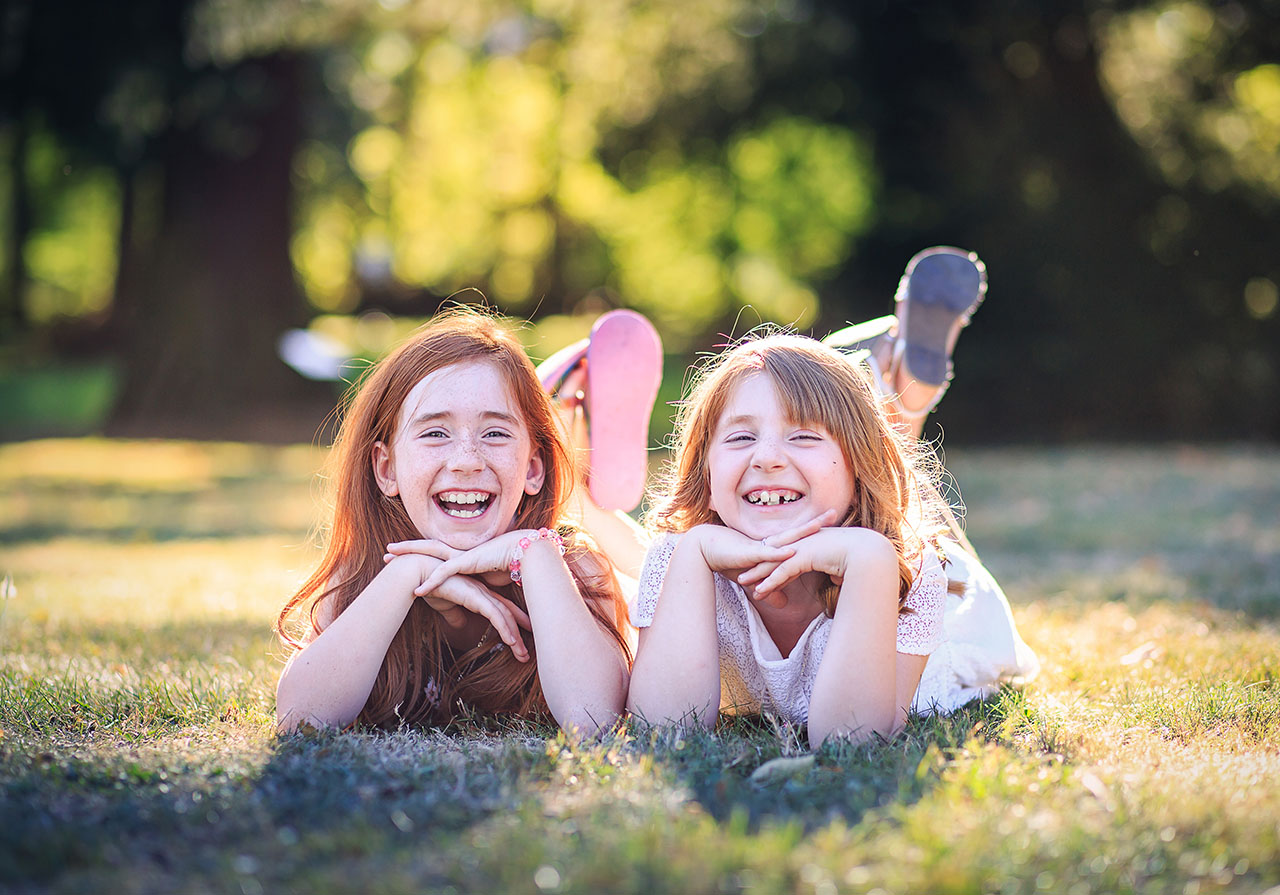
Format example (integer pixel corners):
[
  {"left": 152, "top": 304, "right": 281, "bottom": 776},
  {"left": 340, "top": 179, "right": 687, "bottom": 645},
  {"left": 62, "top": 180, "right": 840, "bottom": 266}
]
[{"left": 108, "top": 53, "right": 334, "bottom": 442}]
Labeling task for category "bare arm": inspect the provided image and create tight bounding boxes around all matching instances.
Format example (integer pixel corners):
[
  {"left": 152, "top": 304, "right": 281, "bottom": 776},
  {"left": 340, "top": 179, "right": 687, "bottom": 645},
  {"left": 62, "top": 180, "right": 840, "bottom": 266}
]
[
  {"left": 804, "top": 531, "right": 903, "bottom": 745},
  {"left": 275, "top": 560, "right": 419, "bottom": 731},
  {"left": 518, "top": 539, "right": 631, "bottom": 735},
  {"left": 626, "top": 528, "right": 722, "bottom": 729},
  {"left": 277, "top": 554, "right": 533, "bottom": 732}
]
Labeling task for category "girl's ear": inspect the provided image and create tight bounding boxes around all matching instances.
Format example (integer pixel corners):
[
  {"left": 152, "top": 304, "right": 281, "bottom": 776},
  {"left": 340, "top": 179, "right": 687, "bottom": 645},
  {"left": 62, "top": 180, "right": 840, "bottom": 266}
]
[
  {"left": 524, "top": 450, "right": 546, "bottom": 495},
  {"left": 372, "top": 441, "right": 399, "bottom": 497}
]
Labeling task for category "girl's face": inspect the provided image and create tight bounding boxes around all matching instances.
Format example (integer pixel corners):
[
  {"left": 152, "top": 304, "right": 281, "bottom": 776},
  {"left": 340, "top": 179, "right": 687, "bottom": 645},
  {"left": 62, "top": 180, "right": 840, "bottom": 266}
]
[
  {"left": 706, "top": 372, "right": 854, "bottom": 540},
  {"left": 373, "top": 361, "right": 545, "bottom": 550}
]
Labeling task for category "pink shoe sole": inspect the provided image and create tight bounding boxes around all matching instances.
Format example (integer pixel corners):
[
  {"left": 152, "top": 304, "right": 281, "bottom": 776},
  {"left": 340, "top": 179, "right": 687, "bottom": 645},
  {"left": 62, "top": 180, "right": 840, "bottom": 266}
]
[{"left": 584, "top": 310, "right": 663, "bottom": 511}]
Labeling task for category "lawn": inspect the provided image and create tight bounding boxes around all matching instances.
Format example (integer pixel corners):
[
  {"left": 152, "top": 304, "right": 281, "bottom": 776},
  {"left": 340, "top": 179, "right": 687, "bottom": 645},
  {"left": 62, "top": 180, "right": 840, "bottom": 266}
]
[{"left": 1, "top": 439, "right": 1278, "bottom": 894}]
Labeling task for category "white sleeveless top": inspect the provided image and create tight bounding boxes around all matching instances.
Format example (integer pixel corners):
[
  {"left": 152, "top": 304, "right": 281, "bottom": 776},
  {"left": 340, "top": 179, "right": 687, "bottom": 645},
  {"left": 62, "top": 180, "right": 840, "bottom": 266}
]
[{"left": 628, "top": 531, "right": 947, "bottom": 723}]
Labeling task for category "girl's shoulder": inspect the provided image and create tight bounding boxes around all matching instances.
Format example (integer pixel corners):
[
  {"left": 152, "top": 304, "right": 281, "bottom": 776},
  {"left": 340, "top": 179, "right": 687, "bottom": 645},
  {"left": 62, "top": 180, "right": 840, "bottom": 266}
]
[
  {"left": 629, "top": 530, "right": 688, "bottom": 628},
  {"left": 641, "top": 529, "right": 685, "bottom": 570}
]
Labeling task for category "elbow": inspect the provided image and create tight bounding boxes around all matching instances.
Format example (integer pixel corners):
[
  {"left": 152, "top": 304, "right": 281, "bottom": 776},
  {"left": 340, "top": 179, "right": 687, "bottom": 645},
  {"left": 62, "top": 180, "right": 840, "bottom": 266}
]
[
  {"left": 626, "top": 692, "right": 718, "bottom": 732},
  {"left": 809, "top": 706, "right": 898, "bottom": 748},
  {"left": 275, "top": 677, "right": 346, "bottom": 734},
  {"left": 557, "top": 708, "right": 621, "bottom": 738},
  {"left": 552, "top": 668, "right": 629, "bottom": 738}
]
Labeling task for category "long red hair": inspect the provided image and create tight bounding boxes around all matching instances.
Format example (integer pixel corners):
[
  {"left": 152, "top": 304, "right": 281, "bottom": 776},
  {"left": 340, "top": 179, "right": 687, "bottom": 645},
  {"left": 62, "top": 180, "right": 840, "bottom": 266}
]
[{"left": 277, "top": 309, "right": 631, "bottom": 727}]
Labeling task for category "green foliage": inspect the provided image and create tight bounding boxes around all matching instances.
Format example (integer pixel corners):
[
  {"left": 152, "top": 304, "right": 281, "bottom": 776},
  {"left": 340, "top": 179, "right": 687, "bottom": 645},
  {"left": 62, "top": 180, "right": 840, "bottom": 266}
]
[
  {"left": 290, "top": 7, "right": 875, "bottom": 343},
  {"left": 1099, "top": 2, "right": 1280, "bottom": 203},
  {"left": 1, "top": 133, "right": 121, "bottom": 326},
  {"left": 0, "top": 362, "right": 118, "bottom": 437}
]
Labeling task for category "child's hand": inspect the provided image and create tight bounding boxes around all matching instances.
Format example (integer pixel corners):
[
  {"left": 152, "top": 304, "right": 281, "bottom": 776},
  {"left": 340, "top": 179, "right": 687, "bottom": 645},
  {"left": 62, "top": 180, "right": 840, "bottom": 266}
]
[
  {"left": 688, "top": 524, "right": 798, "bottom": 602},
  {"left": 383, "top": 545, "right": 532, "bottom": 661},
  {"left": 727, "top": 509, "right": 839, "bottom": 608},
  {"left": 740, "top": 526, "right": 896, "bottom": 600},
  {"left": 394, "top": 530, "right": 549, "bottom": 600}
]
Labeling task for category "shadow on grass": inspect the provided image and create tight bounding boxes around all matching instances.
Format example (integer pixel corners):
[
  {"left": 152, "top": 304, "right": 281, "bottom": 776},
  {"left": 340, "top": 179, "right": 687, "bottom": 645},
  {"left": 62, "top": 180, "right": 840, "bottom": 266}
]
[
  {"left": 636, "top": 691, "right": 1024, "bottom": 834},
  {"left": 0, "top": 723, "right": 554, "bottom": 887}
]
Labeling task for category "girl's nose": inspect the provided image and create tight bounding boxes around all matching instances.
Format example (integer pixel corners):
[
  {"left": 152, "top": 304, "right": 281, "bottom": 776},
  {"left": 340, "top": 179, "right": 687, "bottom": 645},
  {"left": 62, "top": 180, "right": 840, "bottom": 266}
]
[
  {"left": 750, "top": 436, "right": 786, "bottom": 470},
  {"left": 447, "top": 437, "right": 484, "bottom": 472}
]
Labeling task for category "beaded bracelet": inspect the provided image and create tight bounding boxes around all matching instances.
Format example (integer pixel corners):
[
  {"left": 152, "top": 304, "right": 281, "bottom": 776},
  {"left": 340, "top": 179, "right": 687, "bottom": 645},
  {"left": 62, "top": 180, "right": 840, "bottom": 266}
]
[{"left": 508, "top": 528, "right": 566, "bottom": 583}]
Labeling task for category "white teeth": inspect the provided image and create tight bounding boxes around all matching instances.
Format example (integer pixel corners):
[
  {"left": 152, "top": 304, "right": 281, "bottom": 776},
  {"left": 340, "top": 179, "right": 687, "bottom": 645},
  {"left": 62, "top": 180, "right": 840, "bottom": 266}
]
[
  {"left": 439, "top": 491, "right": 489, "bottom": 505},
  {"left": 746, "top": 489, "right": 801, "bottom": 506},
  {"left": 437, "top": 491, "right": 491, "bottom": 517}
]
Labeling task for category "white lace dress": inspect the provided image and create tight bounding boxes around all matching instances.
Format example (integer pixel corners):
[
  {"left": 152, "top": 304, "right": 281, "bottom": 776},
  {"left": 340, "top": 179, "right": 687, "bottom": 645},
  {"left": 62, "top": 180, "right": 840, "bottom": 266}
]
[{"left": 628, "top": 531, "right": 1038, "bottom": 722}]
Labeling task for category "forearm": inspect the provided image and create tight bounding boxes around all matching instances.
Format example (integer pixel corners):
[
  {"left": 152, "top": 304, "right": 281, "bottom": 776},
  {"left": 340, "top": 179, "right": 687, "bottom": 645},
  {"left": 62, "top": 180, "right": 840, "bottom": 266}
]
[
  {"left": 519, "top": 540, "right": 629, "bottom": 734},
  {"left": 807, "top": 550, "right": 900, "bottom": 745},
  {"left": 275, "top": 563, "right": 416, "bottom": 731},
  {"left": 626, "top": 534, "right": 721, "bottom": 729}
]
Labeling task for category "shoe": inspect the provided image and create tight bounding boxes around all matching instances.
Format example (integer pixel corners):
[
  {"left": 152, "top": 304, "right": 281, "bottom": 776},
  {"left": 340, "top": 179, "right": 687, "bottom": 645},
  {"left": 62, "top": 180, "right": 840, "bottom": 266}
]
[
  {"left": 894, "top": 246, "right": 986, "bottom": 387},
  {"left": 821, "top": 314, "right": 897, "bottom": 361},
  {"left": 535, "top": 310, "right": 663, "bottom": 512}
]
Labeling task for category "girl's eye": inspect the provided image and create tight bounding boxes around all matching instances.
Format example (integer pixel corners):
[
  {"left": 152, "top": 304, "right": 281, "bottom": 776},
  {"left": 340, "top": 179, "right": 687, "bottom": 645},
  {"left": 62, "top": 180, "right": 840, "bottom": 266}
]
[
  {"left": 792, "top": 432, "right": 823, "bottom": 442},
  {"left": 725, "top": 432, "right": 755, "bottom": 444},
  {"left": 420, "top": 428, "right": 447, "bottom": 439},
  {"left": 483, "top": 429, "right": 513, "bottom": 440}
]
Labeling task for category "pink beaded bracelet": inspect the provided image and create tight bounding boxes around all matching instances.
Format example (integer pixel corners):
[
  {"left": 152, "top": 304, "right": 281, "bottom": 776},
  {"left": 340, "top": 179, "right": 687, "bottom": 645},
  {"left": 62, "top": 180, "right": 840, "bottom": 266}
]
[{"left": 508, "top": 528, "right": 566, "bottom": 583}]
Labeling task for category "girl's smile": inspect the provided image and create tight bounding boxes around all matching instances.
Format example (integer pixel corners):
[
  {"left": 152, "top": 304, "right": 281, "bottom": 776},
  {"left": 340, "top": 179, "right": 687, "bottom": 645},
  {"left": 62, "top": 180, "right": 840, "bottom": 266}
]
[
  {"left": 373, "top": 361, "right": 545, "bottom": 550},
  {"left": 708, "top": 372, "right": 854, "bottom": 539}
]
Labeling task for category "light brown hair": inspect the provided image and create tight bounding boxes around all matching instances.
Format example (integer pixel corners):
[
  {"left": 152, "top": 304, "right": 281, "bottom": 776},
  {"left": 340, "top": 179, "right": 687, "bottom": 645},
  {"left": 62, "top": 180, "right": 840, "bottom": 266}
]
[
  {"left": 650, "top": 332, "right": 951, "bottom": 614},
  {"left": 277, "top": 308, "right": 631, "bottom": 727}
]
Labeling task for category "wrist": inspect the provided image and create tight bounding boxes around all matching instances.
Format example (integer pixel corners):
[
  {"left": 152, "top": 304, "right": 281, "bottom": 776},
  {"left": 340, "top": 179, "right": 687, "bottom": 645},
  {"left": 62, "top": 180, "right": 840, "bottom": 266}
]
[
  {"left": 509, "top": 527, "right": 566, "bottom": 583},
  {"left": 376, "top": 554, "right": 436, "bottom": 612}
]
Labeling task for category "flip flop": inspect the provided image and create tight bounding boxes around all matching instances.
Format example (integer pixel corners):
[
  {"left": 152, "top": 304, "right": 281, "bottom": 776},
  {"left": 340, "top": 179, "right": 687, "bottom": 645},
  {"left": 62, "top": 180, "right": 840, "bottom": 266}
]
[
  {"left": 583, "top": 310, "right": 663, "bottom": 511},
  {"left": 534, "top": 310, "right": 663, "bottom": 512},
  {"left": 894, "top": 247, "right": 987, "bottom": 387}
]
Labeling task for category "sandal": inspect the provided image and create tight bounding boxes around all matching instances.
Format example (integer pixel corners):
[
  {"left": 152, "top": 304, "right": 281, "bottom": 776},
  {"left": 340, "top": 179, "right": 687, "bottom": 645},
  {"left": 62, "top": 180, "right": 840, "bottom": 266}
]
[
  {"left": 894, "top": 246, "right": 986, "bottom": 387},
  {"left": 535, "top": 310, "right": 663, "bottom": 511}
]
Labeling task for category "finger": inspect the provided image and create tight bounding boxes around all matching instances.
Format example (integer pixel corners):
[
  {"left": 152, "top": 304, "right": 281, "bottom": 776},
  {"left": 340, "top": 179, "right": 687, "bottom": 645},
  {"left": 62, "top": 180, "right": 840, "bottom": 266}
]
[
  {"left": 415, "top": 560, "right": 463, "bottom": 597},
  {"left": 769, "top": 509, "right": 840, "bottom": 548},
  {"left": 753, "top": 588, "right": 790, "bottom": 610},
  {"left": 386, "top": 539, "right": 455, "bottom": 560},
  {"left": 736, "top": 560, "right": 780, "bottom": 587},
  {"left": 753, "top": 556, "right": 806, "bottom": 596},
  {"left": 491, "top": 593, "right": 534, "bottom": 631},
  {"left": 473, "top": 595, "right": 529, "bottom": 661}
]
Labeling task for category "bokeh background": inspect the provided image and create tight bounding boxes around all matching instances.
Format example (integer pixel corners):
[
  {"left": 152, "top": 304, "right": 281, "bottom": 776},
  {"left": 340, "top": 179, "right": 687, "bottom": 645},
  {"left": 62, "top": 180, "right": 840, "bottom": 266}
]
[{"left": 2, "top": 0, "right": 1278, "bottom": 445}]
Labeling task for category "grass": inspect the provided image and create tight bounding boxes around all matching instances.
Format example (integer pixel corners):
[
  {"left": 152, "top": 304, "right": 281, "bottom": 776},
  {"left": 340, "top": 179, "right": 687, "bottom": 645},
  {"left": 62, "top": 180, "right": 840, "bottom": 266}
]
[{"left": 2, "top": 439, "right": 1278, "bottom": 894}]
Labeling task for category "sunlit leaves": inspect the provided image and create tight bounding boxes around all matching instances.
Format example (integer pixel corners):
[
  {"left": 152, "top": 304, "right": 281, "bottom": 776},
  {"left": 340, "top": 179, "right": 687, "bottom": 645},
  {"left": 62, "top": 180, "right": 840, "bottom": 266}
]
[
  {"left": 20, "top": 136, "right": 120, "bottom": 324},
  {"left": 290, "top": 1, "right": 874, "bottom": 343},
  {"left": 1097, "top": 2, "right": 1280, "bottom": 198}
]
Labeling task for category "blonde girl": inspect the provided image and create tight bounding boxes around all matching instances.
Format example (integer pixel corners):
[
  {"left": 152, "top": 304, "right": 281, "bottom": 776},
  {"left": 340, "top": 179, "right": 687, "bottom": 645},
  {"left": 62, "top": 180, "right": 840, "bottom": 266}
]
[
  {"left": 626, "top": 332, "right": 1036, "bottom": 745},
  {"left": 276, "top": 310, "right": 632, "bottom": 734}
]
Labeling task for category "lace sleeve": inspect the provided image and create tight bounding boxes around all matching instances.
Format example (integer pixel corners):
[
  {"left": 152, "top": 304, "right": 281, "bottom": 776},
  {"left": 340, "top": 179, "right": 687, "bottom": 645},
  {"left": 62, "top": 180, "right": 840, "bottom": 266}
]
[
  {"left": 627, "top": 531, "right": 682, "bottom": 628},
  {"left": 896, "top": 548, "right": 946, "bottom": 655}
]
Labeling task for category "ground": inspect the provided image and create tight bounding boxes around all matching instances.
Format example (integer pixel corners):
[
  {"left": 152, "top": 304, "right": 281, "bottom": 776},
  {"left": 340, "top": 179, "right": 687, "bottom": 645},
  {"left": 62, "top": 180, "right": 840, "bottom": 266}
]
[{"left": 1, "top": 440, "right": 1277, "bottom": 894}]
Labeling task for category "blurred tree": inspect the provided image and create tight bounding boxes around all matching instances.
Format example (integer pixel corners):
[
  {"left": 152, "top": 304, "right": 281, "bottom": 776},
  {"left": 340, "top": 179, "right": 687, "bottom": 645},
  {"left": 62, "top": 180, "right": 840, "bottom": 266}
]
[
  {"left": 1, "top": 0, "right": 340, "bottom": 438},
  {"left": 4, "top": 0, "right": 1276, "bottom": 439},
  {"left": 797, "top": 0, "right": 1280, "bottom": 440},
  {"left": 289, "top": 2, "right": 875, "bottom": 349}
]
